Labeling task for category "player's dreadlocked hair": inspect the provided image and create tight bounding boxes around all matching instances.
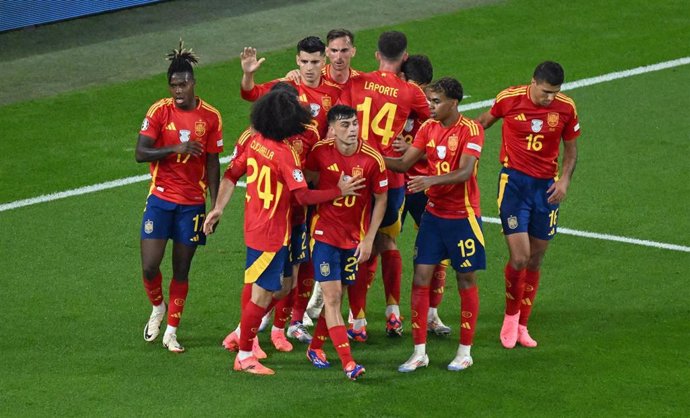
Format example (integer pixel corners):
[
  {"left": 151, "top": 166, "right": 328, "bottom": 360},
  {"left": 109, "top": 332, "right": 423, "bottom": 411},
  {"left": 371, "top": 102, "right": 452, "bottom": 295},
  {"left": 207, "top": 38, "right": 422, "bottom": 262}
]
[{"left": 166, "top": 40, "right": 199, "bottom": 83}]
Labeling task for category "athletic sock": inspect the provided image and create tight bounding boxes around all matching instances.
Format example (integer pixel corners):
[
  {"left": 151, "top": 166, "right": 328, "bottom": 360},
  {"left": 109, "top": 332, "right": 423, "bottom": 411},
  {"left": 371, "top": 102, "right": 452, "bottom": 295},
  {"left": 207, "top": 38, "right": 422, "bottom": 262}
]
[
  {"left": 239, "top": 301, "right": 265, "bottom": 352},
  {"left": 459, "top": 286, "right": 479, "bottom": 346},
  {"left": 381, "top": 250, "right": 402, "bottom": 306},
  {"left": 328, "top": 325, "right": 354, "bottom": 368},
  {"left": 519, "top": 269, "right": 541, "bottom": 326},
  {"left": 411, "top": 284, "right": 430, "bottom": 345},
  {"left": 291, "top": 263, "right": 314, "bottom": 323},
  {"left": 273, "top": 287, "right": 295, "bottom": 329},
  {"left": 142, "top": 271, "right": 164, "bottom": 306},
  {"left": 167, "top": 279, "right": 188, "bottom": 327},
  {"left": 309, "top": 315, "right": 329, "bottom": 350},
  {"left": 429, "top": 264, "right": 447, "bottom": 308},
  {"left": 504, "top": 263, "right": 525, "bottom": 315}
]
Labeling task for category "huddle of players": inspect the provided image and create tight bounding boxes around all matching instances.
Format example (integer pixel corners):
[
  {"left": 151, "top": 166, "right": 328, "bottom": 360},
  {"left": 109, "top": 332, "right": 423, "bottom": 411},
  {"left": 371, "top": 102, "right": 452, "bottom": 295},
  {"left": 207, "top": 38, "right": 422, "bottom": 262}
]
[{"left": 137, "top": 29, "right": 581, "bottom": 380}]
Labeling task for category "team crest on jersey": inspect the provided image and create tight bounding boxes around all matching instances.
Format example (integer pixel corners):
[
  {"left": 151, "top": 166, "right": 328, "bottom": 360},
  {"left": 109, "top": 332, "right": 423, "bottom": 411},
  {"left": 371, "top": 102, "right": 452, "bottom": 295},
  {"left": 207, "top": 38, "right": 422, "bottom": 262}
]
[
  {"left": 436, "top": 145, "right": 447, "bottom": 159},
  {"left": 322, "top": 95, "right": 332, "bottom": 110},
  {"left": 448, "top": 135, "right": 459, "bottom": 152},
  {"left": 320, "top": 262, "right": 331, "bottom": 277},
  {"left": 547, "top": 112, "right": 559, "bottom": 127},
  {"left": 293, "top": 169, "right": 305, "bottom": 182},
  {"left": 507, "top": 215, "right": 518, "bottom": 230},
  {"left": 352, "top": 166, "right": 364, "bottom": 178},
  {"left": 291, "top": 139, "right": 304, "bottom": 155},
  {"left": 195, "top": 121, "right": 206, "bottom": 137},
  {"left": 144, "top": 219, "right": 154, "bottom": 234},
  {"left": 309, "top": 103, "right": 321, "bottom": 117},
  {"left": 531, "top": 119, "right": 543, "bottom": 133},
  {"left": 140, "top": 118, "right": 149, "bottom": 131},
  {"left": 179, "top": 130, "right": 191, "bottom": 142}
]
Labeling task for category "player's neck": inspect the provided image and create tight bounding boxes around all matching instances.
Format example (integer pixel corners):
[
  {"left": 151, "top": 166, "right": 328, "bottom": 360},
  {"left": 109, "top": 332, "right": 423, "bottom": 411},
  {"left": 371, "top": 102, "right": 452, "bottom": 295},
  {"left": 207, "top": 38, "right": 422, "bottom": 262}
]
[
  {"left": 336, "top": 140, "right": 357, "bottom": 156},
  {"left": 303, "top": 77, "right": 321, "bottom": 88},
  {"left": 441, "top": 112, "right": 461, "bottom": 128},
  {"left": 329, "top": 67, "right": 349, "bottom": 84}
]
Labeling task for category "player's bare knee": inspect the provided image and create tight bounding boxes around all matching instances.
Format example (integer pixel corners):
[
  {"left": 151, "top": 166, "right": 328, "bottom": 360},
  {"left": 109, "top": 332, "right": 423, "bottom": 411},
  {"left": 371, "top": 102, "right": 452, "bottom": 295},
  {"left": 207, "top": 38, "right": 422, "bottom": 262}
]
[
  {"left": 142, "top": 267, "right": 160, "bottom": 281},
  {"left": 457, "top": 271, "right": 477, "bottom": 289}
]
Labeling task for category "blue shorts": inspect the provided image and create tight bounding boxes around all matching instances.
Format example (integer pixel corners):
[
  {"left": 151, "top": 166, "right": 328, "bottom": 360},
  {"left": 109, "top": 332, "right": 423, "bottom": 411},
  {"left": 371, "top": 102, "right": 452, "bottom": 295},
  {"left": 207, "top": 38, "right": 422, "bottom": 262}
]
[
  {"left": 245, "top": 246, "right": 291, "bottom": 292},
  {"left": 311, "top": 241, "right": 358, "bottom": 285},
  {"left": 379, "top": 186, "right": 405, "bottom": 238},
  {"left": 401, "top": 190, "right": 427, "bottom": 230},
  {"left": 289, "top": 223, "right": 310, "bottom": 265},
  {"left": 140, "top": 194, "right": 206, "bottom": 246},
  {"left": 497, "top": 167, "right": 559, "bottom": 240},
  {"left": 414, "top": 212, "right": 486, "bottom": 272}
]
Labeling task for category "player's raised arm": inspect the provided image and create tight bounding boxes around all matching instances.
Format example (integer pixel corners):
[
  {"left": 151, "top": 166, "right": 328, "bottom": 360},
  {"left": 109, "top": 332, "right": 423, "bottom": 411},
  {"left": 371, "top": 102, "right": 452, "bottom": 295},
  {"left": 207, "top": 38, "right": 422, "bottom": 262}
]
[{"left": 240, "top": 47, "right": 265, "bottom": 92}]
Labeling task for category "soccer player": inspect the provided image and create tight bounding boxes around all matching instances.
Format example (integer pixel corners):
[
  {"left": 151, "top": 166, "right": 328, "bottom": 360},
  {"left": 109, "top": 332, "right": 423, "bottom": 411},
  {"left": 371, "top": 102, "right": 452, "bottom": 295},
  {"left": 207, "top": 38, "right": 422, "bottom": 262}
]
[
  {"left": 393, "top": 54, "right": 451, "bottom": 337},
  {"left": 136, "top": 41, "right": 223, "bottom": 353},
  {"left": 476, "top": 61, "right": 581, "bottom": 349},
  {"left": 322, "top": 28, "right": 360, "bottom": 86},
  {"left": 340, "top": 31, "right": 430, "bottom": 337},
  {"left": 302, "top": 105, "right": 387, "bottom": 380},
  {"left": 240, "top": 36, "right": 342, "bottom": 138},
  {"left": 203, "top": 90, "right": 364, "bottom": 375},
  {"left": 385, "top": 77, "right": 485, "bottom": 372}
]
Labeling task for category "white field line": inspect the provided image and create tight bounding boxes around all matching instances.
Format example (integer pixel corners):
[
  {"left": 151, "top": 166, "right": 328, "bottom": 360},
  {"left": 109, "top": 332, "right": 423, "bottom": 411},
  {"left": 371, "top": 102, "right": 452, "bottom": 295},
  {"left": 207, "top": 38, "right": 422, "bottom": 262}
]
[{"left": 2, "top": 57, "right": 690, "bottom": 253}]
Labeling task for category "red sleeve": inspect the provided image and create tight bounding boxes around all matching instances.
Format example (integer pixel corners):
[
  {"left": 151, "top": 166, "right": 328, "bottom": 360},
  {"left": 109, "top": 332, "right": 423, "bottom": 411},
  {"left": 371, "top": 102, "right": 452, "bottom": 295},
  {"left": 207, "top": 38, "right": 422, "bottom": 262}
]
[
  {"left": 240, "top": 79, "right": 278, "bottom": 102},
  {"left": 409, "top": 83, "right": 430, "bottom": 121},
  {"left": 223, "top": 150, "right": 247, "bottom": 184},
  {"left": 206, "top": 111, "right": 224, "bottom": 154},
  {"left": 462, "top": 124, "right": 485, "bottom": 159},
  {"left": 293, "top": 187, "right": 341, "bottom": 206},
  {"left": 139, "top": 101, "right": 165, "bottom": 140},
  {"left": 411, "top": 121, "right": 430, "bottom": 150},
  {"left": 489, "top": 92, "right": 508, "bottom": 119},
  {"left": 562, "top": 112, "right": 581, "bottom": 141}
]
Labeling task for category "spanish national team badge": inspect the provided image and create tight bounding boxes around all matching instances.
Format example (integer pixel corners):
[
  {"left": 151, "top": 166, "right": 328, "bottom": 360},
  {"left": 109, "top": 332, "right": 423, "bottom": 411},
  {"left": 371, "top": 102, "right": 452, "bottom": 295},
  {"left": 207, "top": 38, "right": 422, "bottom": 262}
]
[
  {"left": 507, "top": 215, "right": 518, "bottom": 230},
  {"left": 436, "top": 145, "right": 447, "bottom": 159},
  {"left": 531, "top": 119, "right": 543, "bottom": 133},
  {"left": 322, "top": 95, "right": 332, "bottom": 110},
  {"left": 309, "top": 103, "right": 321, "bottom": 117},
  {"left": 448, "top": 134, "right": 459, "bottom": 152},
  {"left": 195, "top": 121, "right": 206, "bottom": 137},
  {"left": 179, "top": 130, "right": 191, "bottom": 142},
  {"left": 547, "top": 112, "right": 559, "bottom": 128},
  {"left": 352, "top": 166, "right": 364, "bottom": 178},
  {"left": 291, "top": 139, "right": 304, "bottom": 155},
  {"left": 320, "top": 262, "right": 331, "bottom": 277},
  {"left": 144, "top": 219, "right": 154, "bottom": 234}
]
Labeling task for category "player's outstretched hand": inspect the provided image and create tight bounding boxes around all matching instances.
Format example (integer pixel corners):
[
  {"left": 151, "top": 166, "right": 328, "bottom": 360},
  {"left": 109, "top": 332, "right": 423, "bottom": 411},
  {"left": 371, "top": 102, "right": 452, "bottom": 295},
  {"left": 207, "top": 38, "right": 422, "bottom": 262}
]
[
  {"left": 203, "top": 208, "right": 223, "bottom": 235},
  {"left": 240, "top": 47, "right": 265, "bottom": 74},
  {"left": 407, "top": 175, "right": 434, "bottom": 193},
  {"left": 338, "top": 172, "right": 366, "bottom": 196}
]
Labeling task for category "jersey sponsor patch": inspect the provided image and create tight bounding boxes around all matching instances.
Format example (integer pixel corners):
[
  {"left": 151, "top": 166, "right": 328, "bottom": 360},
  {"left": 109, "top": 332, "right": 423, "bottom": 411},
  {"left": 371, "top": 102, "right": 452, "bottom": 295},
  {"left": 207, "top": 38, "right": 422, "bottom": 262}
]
[
  {"left": 574, "top": 123, "right": 580, "bottom": 132},
  {"left": 216, "top": 139, "right": 224, "bottom": 147},
  {"left": 379, "top": 179, "right": 388, "bottom": 187},
  {"left": 293, "top": 169, "right": 305, "bottom": 182},
  {"left": 531, "top": 119, "right": 543, "bottom": 133},
  {"left": 309, "top": 103, "right": 321, "bottom": 117},
  {"left": 467, "top": 142, "right": 482, "bottom": 152},
  {"left": 436, "top": 145, "right": 447, "bottom": 159},
  {"left": 179, "top": 130, "right": 191, "bottom": 142},
  {"left": 141, "top": 118, "right": 149, "bottom": 131}
]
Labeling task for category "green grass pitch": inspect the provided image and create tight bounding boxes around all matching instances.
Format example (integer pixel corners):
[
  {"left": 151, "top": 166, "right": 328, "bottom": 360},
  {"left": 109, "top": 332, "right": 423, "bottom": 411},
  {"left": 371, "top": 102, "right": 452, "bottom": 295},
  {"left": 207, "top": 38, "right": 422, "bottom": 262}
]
[{"left": 1, "top": 0, "right": 689, "bottom": 416}]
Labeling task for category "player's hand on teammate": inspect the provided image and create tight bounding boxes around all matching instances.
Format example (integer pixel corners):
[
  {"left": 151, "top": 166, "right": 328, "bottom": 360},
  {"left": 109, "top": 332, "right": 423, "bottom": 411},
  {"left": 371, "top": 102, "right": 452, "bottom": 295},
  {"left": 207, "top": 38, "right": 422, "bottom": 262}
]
[
  {"left": 547, "top": 179, "right": 569, "bottom": 204},
  {"left": 203, "top": 208, "right": 223, "bottom": 235},
  {"left": 338, "top": 172, "right": 366, "bottom": 196},
  {"left": 407, "top": 175, "right": 434, "bottom": 193},
  {"left": 284, "top": 69, "right": 302, "bottom": 85},
  {"left": 173, "top": 140, "right": 203, "bottom": 157},
  {"left": 240, "top": 47, "right": 265, "bottom": 74},
  {"left": 392, "top": 135, "right": 410, "bottom": 153}
]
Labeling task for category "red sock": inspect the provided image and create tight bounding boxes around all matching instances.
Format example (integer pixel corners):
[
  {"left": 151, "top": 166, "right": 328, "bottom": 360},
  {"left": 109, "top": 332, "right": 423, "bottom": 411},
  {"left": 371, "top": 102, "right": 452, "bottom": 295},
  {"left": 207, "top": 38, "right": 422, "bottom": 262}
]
[
  {"left": 142, "top": 271, "right": 164, "bottom": 306},
  {"left": 273, "top": 288, "right": 295, "bottom": 329},
  {"left": 309, "top": 315, "right": 329, "bottom": 350},
  {"left": 240, "top": 283, "right": 252, "bottom": 314},
  {"left": 519, "top": 269, "right": 541, "bottom": 326},
  {"left": 348, "top": 260, "right": 371, "bottom": 320},
  {"left": 291, "top": 263, "right": 314, "bottom": 323},
  {"left": 429, "top": 264, "right": 447, "bottom": 308},
  {"left": 167, "top": 279, "right": 189, "bottom": 327},
  {"left": 504, "top": 263, "right": 525, "bottom": 315},
  {"left": 239, "top": 301, "right": 265, "bottom": 352},
  {"left": 459, "top": 286, "right": 479, "bottom": 346},
  {"left": 328, "top": 325, "right": 354, "bottom": 368},
  {"left": 381, "top": 250, "right": 402, "bottom": 305},
  {"left": 366, "top": 255, "right": 378, "bottom": 288},
  {"left": 411, "top": 284, "right": 430, "bottom": 345}
]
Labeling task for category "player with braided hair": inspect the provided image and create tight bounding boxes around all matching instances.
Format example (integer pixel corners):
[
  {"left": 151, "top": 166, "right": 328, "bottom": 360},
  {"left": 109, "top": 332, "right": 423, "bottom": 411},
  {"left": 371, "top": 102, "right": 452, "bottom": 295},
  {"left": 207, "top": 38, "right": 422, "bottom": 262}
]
[{"left": 136, "top": 40, "right": 224, "bottom": 353}]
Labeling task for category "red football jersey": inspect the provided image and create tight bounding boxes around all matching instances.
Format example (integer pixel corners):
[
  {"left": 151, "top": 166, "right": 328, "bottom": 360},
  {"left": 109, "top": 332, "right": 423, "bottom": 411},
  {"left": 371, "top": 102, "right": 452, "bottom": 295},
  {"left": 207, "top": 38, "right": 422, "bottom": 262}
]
[
  {"left": 489, "top": 85, "right": 581, "bottom": 179},
  {"left": 339, "top": 70, "right": 430, "bottom": 188},
  {"left": 224, "top": 133, "right": 308, "bottom": 251},
  {"left": 139, "top": 97, "right": 223, "bottom": 205},
  {"left": 306, "top": 139, "right": 388, "bottom": 249},
  {"left": 412, "top": 116, "right": 484, "bottom": 219},
  {"left": 240, "top": 78, "right": 341, "bottom": 138}
]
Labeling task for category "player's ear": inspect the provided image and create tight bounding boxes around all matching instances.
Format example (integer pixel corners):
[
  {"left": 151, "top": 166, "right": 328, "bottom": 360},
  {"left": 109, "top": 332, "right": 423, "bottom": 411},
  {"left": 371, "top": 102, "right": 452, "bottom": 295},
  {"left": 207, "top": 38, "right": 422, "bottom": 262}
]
[
  {"left": 296, "top": 55, "right": 300, "bottom": 66},
  {"left": 351, "top": 46, "right": 357, "bottom": 58},
  {"left": 375, "top": 51, "right": 381, "bottom": 61}
]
